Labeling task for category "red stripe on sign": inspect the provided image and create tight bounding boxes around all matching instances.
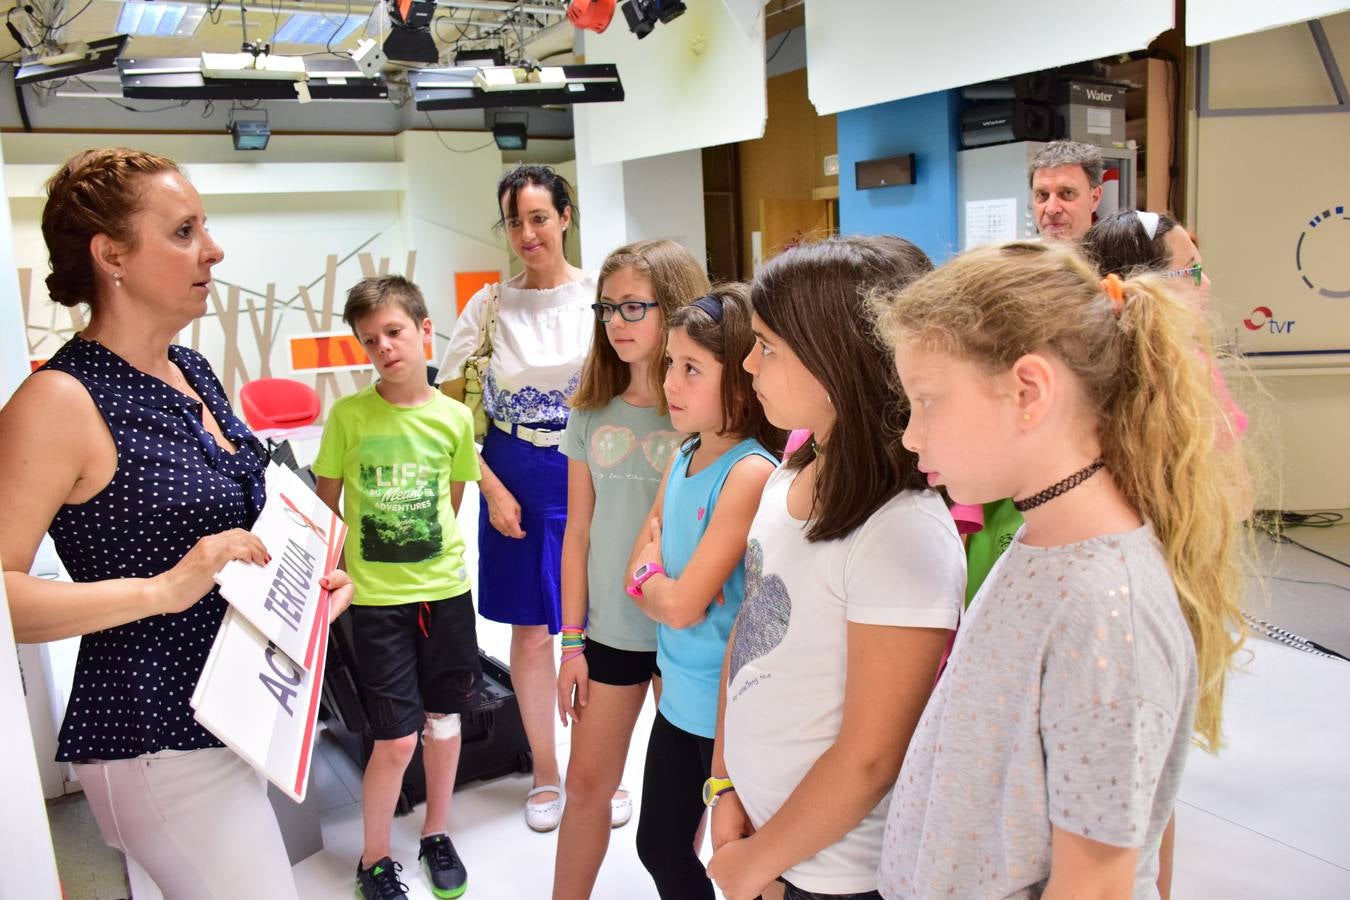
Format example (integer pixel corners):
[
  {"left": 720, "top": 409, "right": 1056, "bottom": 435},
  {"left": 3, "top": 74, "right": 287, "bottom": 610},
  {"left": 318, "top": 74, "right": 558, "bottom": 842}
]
[
  {"left": 306, "top": 512, "right": 345, "bottom": 668},
  {"left": 302, "top": 594, "right": 325, "bottom": 670},
  {"left": 327, "top": 510, "right": 344, "bottom": 570},
  {"left": 294, "top": 590, "right": 330, "bottom": 797}
]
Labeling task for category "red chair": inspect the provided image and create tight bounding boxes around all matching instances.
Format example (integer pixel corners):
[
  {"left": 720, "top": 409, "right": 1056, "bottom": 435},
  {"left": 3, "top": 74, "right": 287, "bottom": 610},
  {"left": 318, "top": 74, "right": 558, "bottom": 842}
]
[{"left": 239, "top": 377, "right": 321, "bottom": 434}]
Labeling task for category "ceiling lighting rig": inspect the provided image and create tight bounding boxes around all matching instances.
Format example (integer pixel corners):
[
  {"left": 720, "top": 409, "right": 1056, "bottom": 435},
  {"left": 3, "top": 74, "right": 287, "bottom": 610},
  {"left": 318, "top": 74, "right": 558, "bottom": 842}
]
[
  {"left": 117, "top": 54, "right": 388, "bottom": 103},
  {"left": 116, "top": 0, "right": 386, "bottom": 103},
  {"left": 409, "top": 59, "right": 622, "bottom": 110},
  {"left": 15, "top": 34, "right": 131, "bottom": 86}
]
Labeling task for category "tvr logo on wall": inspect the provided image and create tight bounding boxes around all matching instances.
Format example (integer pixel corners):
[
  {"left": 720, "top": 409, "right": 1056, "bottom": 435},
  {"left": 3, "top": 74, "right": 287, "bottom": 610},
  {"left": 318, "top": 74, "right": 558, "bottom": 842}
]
[{"left": 1243, "top": 306, "right": 1296, "bottom": 334}]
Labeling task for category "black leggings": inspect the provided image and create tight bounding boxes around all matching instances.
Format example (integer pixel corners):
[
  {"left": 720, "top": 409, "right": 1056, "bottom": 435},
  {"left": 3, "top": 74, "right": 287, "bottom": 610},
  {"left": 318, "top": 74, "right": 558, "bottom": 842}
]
[{"left": 636, "top": 710, "right": 715, "bottom": 900}]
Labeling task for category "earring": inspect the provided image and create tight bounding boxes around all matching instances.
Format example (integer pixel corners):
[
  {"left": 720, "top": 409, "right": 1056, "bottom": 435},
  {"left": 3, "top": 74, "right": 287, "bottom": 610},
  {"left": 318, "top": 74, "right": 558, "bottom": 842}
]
[
  {"left": 1022, "top": 412, "right": 1031, "bottom": 421},
  {"left": 113, "top": 272, "right": 122, "bottom": 287}
]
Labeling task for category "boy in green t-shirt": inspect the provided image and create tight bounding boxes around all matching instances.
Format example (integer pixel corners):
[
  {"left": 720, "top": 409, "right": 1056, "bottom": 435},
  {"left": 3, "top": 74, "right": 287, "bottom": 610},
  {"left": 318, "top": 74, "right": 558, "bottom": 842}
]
[
  {"left": 964, "top": 498, "right": 1024, "bottom": 606},
  {"left": 313, "top": 275, "right": 481, "bottom": 900}
]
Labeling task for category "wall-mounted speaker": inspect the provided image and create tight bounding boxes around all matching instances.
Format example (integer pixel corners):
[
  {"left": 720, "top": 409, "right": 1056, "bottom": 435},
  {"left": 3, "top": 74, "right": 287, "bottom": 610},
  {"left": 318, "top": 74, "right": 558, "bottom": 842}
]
[
  {"left": 960, "top": 73, "right": 1055, "bottom": 103},
  {"left": 960, "top": 99, "right": 1057, "bottom": 148},
  {"left": 855, "top": 153, "right": 915, "bottom": 190}
]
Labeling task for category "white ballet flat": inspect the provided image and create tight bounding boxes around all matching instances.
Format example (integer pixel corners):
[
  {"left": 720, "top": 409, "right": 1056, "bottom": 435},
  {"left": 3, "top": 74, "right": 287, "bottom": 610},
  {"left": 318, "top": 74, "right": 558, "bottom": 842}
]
[
  {"left": 525, "top": 784, "right": 564, "bottom": 833},
  {"left": 611, "top": 785, "right": 633, "bottom": 829}
]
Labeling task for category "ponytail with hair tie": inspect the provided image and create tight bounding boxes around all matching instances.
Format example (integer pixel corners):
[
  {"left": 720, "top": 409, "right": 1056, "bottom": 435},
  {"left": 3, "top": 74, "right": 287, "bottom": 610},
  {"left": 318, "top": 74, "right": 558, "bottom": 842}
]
[{"left": 1102, "top": 273, "right": 1126, "bottom": 317}]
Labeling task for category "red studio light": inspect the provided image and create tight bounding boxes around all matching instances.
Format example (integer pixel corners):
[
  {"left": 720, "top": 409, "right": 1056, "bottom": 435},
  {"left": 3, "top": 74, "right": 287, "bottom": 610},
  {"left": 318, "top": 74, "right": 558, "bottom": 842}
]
[{"left": 568, "top": 0, "right": 616, "bottom": 33}]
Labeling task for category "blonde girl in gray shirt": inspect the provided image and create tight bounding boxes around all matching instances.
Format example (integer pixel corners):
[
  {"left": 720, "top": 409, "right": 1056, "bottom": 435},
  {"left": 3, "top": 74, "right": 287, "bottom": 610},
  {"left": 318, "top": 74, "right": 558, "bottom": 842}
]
[{"left": 871, "top": 242, "right": 1249, "bottom": 899}]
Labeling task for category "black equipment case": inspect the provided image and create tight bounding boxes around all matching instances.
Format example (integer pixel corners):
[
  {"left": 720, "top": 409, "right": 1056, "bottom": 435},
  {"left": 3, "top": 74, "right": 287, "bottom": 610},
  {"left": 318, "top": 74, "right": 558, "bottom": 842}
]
[{"left": 321, "top": 610, "right": 533, "bottom": 814}]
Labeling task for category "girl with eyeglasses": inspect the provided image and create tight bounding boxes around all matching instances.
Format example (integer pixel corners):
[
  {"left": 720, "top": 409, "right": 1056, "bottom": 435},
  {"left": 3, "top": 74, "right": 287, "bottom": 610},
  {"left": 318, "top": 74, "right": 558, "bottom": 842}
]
[
  {"left": 553, "top": 239, "right": 709, "bottom": 898},
  {"left": 1083, "top": 210, "right": 1209, "bottom": 301},
  {"left": 1084, "top": 210, "right": 1246, "bottom": 440}
]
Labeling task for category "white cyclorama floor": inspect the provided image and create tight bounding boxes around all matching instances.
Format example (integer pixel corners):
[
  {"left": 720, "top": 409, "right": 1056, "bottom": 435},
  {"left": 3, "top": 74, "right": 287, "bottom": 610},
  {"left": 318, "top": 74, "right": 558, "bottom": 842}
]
[
  {"left": 293, "top": 486, "right": 1350, "bottom": 899},
  {"left": 295, "top": 482, "right": 672, "bottom": 900},
  {"left": 54, "top": 481, "right": 1350, "bottom": 899}
]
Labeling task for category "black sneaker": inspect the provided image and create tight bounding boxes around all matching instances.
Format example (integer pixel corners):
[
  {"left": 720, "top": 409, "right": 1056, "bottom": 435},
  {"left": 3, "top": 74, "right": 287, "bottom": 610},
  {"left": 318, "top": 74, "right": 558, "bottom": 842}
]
[
  {"left": 419, "top": 833, "right": 468, "bottom": 898},
  {"left": 355, "top": 856, "right": 408, "bottom": 899}
]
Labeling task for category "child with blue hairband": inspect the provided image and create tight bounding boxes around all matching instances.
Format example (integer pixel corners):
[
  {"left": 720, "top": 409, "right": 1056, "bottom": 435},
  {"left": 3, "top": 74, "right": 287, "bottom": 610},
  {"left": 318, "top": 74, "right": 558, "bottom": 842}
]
[{"left": 625, "top": 286, "right": 784, "bottom": 900}]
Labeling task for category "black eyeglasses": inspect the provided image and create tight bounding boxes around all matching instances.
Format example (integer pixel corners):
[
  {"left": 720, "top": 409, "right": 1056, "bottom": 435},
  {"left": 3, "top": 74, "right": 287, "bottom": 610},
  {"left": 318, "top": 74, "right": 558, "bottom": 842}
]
[{"left": 591, "top": 301, "right": 659, "bottom": 323}]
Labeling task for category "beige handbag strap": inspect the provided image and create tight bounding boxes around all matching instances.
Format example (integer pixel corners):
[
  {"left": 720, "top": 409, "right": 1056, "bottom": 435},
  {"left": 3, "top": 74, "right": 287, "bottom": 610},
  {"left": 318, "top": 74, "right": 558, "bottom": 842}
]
[{"left": 474, "top": 282, "right": 500, "bottom": 359}]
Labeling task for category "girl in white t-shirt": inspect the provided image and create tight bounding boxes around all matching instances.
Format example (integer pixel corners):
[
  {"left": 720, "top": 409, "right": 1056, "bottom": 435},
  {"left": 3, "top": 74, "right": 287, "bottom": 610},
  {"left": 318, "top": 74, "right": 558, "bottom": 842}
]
[{"left": 708, "top": 236, "right": 967, "bottom": 900}]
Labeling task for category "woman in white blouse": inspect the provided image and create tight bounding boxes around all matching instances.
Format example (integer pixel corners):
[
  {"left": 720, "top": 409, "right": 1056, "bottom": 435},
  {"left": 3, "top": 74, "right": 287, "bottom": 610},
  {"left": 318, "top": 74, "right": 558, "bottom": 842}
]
[{"left": 437, "top": 165, "right": 595, "bottom": 831}]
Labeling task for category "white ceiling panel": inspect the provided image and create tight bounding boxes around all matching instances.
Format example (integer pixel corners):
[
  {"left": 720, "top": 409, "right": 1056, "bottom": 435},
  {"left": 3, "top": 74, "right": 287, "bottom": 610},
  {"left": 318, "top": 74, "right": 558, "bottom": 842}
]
[
  {"left": 805, "top": 0, "right": 1172, "bottom": 115},
  {"left": 1187, "top": 0, "right": 1350, "bottom": 46},
  {"left": 577, "top": 1, "right": 767, "bottom": 165}
]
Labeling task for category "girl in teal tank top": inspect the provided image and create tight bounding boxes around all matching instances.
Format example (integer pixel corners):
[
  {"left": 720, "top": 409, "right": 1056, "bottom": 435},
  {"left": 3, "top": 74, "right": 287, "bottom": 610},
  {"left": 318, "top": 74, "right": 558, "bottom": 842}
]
[{"left": 624, "top": 286, "right": 784, "bottom": 899}]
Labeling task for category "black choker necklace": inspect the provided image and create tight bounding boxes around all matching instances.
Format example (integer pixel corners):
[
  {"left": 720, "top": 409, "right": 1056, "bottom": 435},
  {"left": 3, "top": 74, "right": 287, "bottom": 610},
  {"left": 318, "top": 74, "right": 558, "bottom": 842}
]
[{"left": 1013, "top": 459, "right": 1105, "bottom": 512}]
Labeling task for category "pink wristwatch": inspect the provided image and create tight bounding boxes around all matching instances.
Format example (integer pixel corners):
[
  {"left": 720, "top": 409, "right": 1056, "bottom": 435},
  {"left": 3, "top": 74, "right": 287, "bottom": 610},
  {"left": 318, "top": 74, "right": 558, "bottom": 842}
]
[{"left": 626, "top": 562, "right": 666, "bottom": 598}]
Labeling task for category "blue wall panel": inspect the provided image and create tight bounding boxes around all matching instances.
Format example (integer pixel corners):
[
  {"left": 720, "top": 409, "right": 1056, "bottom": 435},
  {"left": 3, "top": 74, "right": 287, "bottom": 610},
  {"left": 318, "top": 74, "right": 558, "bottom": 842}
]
[{"left": 837, "top": 89, "right": 961, "bottom": 263}]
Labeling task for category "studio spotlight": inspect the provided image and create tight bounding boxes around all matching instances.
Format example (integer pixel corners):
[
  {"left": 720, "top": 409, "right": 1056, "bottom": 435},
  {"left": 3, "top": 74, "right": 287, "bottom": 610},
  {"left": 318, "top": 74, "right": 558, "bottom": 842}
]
[
  {"left": 620, "top": 0, "right": 685, "bottom": 39},
  {"left": 492, "top": 119, "right": 527, "bottom": 151},
  {"left": 229, "top": 110, "right": 270, "bottom": 150},
  {"left": 567, "top": 0, "right": 616, "bottom": 33},
  {"left": 384, "top": 0, "right": 438, "bottom": 64}
]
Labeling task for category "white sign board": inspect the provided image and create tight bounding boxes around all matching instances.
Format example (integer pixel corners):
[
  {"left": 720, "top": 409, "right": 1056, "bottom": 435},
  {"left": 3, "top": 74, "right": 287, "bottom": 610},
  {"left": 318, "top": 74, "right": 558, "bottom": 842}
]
[
  {"left": 215, "top": 463, "right": 345, "bottom": 670},
  {"left": 194, "top": 462, "right": 346, "bottom": 801},
  {"left": 192, "top": 601, "right": 330, "bottom": 802}
]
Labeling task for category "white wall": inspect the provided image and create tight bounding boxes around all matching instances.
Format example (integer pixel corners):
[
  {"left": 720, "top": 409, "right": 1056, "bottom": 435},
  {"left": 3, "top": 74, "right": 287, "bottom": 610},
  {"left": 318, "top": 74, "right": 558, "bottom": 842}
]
[
  {"left": 397, "top": 130, "right": 512, "bottom": 334},
  {"left": 577, "top": 0, "right": 767, "bottom": 164},
  {"left": 571, "top": 122, "right": 707, "bottom": 276},
  {"left": 2, "top": 126, "right": 714, "bottom": 409},
  {"left": 3, "top": 131, "right": 511, "bottom": 414},
  {"left": 0, "top": 132, "right": 28, "bottom": 405},
  {"left": 1194, "top": 15, "right": 1350, "bottom": 510},
  {"left": 0, "top": 566, "right": 62, "bottom": 900},
  {"left": 1188, "top": 0, "right": 1350, "bottom": 45},
  {"left": 3, "top": 125, "right": 713, "bottom": 427},
  {"left": 573, "top": 103, "right": 630, "bottom": 273},
  {"left": 0, "top": 132, "right": 63, "bottom": 900},
  {"left": 623, "top": 149, "right": 707, "bottom": 272},
  {"left": 1235, "top": 371, "right": 1350, "bottom": 511}
]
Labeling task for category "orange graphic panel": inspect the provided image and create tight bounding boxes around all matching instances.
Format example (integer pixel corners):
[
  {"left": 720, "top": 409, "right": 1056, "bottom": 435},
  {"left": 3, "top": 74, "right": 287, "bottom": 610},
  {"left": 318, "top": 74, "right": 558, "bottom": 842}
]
[
  {"left": 289, "top": 331, "right": 433, "bottom": 374},
  {"left": 30, "top": 357, "right": 48, "bottom": 373},
  {"left": 456, "top": 271, "right": 500, "bottom": 314}
]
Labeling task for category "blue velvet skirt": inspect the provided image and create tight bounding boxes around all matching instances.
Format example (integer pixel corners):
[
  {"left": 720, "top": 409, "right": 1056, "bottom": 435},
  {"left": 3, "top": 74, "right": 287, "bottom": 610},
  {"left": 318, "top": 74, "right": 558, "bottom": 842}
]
[{"left": 476, "top": 425, "right": 567, "bottom": 632}]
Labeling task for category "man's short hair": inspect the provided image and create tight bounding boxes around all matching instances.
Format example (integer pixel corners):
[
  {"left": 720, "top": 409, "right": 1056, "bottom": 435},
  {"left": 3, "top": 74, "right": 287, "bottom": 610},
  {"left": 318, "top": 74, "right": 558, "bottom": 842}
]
[{"left": 1028, "top": 140, "right": 1104, "bottom": 189}]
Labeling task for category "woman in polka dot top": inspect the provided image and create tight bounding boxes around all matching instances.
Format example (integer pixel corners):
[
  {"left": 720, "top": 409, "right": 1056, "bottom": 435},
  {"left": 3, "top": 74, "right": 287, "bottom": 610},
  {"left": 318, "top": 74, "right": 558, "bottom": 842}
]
[{"left": 0, "top": 148, "right": 352, "bottom": 898}]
